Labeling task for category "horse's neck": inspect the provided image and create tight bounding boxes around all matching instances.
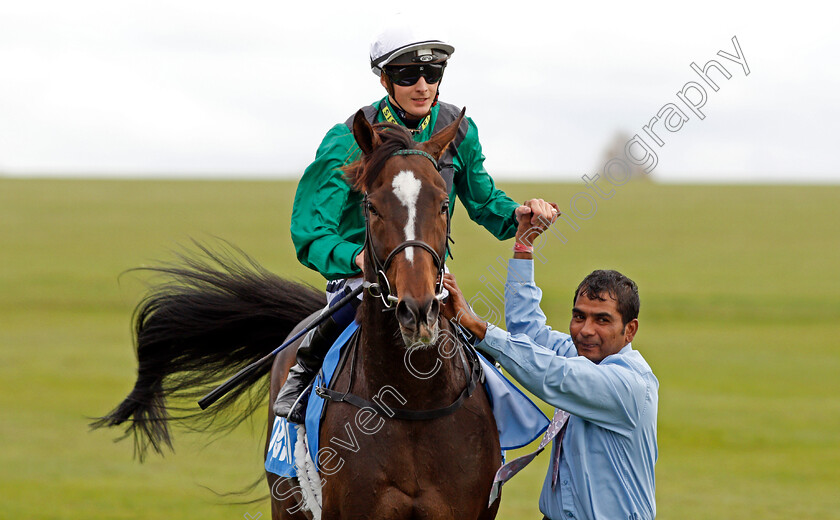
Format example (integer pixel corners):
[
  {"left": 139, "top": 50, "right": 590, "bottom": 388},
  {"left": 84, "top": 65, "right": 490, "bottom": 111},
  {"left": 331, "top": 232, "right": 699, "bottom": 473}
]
[{"left": 356, "top": 298, "right": 464, "bottom": 407}]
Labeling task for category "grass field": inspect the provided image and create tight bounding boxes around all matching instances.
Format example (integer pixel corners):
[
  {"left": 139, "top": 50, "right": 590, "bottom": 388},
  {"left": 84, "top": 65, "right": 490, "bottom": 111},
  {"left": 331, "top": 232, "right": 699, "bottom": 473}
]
[{"left": 1, "top": 178, "right": 839, "bottom": 520}]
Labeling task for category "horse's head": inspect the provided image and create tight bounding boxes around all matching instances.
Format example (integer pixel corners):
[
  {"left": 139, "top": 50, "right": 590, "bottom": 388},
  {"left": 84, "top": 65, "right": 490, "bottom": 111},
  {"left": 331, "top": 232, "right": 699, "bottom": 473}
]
[{"left": 346, "top": 108, "right": 465, "bottom": 348}]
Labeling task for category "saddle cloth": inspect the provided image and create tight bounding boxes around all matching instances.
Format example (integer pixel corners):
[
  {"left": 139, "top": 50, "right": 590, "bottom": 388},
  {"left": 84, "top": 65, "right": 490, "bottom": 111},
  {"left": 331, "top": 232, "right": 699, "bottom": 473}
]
[{"left": 266, "top": 321, "right": 549, "bottom": 478}]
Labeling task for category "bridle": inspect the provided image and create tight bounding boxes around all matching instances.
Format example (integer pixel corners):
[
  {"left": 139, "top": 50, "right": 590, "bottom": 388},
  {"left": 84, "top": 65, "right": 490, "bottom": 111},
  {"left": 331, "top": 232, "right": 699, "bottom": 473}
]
[
  {"left": 362, "top": 148, "right": 453, "bottom": 309},
  {"left": 316, "top": 147, "right": 483, "bottom": 422}
]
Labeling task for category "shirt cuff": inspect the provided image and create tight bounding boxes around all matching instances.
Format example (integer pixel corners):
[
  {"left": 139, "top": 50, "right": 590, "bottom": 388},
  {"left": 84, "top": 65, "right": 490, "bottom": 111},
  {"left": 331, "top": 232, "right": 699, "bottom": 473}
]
[
  {"left": 476, "top": 324, "right": 508, "bottom": 361},
  {"left": 331, "top": 241, "right": 365, "bottom": 278},
  {"left": 507, "top": 258, "right": 535, "bottom": 285}
]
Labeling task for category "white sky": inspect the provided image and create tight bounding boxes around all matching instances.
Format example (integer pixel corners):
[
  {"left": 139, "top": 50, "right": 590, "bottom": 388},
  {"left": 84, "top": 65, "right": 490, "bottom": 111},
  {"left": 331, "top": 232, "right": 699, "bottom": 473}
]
[{"left": 1, "top": 0, "right": 838, "bottom": 183}]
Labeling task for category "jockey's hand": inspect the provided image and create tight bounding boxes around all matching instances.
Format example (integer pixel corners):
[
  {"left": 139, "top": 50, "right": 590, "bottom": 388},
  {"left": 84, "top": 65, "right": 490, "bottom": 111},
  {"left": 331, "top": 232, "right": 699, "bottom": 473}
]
[
  {"left": 441, "top": 273, "right": 487, "bottom": 340},
  {"left": 515, "top": 200, "right": 560, "bottom": 248},
  {"left": 355, "top": 250, "right": 365, "bottom": 273},
  {"left": 515, "top": 198, "right": 559, "bottom": 226}
]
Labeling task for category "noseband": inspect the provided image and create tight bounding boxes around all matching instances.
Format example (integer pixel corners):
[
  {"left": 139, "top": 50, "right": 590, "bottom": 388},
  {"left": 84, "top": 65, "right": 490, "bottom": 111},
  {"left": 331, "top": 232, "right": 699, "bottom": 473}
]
[{"left": 363, "top": 148, "right": 453, "bottom": 308}]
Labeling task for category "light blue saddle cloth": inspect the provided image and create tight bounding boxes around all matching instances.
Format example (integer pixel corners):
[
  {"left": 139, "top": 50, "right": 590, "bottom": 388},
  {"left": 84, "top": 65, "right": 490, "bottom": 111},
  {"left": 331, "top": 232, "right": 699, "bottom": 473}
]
[{"left": 266, "top": 321, "right": 549, "bottom": 477}]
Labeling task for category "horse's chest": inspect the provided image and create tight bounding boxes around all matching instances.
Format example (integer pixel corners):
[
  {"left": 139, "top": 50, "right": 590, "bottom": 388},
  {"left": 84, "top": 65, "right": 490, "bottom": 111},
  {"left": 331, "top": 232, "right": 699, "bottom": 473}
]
[
  {"left": 321, "top": 403, "right": 498, "bottom": 485},
  {"left": 320, "top": 416, "right": 497, "bottom": 519},
  {"left": 322, "top": 411, "right": 483, "bottom": 468},
  {"left": 318, "top": 384, "right": 500, "bottom": 519}
]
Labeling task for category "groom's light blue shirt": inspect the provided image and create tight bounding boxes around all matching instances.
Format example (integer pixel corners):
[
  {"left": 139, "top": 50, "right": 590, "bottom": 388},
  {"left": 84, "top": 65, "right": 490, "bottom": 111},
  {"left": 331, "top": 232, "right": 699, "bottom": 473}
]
[{"left": 477, "top": 259, "right": 658, "bottom": 520}]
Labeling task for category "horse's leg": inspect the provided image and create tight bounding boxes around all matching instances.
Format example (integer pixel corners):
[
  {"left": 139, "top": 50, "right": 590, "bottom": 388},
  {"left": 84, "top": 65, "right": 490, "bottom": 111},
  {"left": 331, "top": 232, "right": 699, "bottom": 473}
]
[{"left": 265, "top": 313, "right": 321, "bottom": 520}]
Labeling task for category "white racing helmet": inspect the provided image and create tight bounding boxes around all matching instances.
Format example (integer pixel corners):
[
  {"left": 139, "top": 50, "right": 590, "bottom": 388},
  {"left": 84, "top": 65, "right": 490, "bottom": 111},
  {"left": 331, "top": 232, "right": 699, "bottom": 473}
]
[{"left": 369, "top": 22, "right": 455, "bottom": 77}]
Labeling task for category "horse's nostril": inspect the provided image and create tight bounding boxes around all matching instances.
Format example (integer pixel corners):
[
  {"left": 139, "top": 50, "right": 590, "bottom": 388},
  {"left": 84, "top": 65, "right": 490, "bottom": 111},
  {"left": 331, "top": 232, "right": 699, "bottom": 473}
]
[
  {"left": 396, "top": 300, "right": 417, "bottom": 330},
  {"left": 397, "top": 297, "right": 439, "bottom": 332},
  {"left": 427, "top": 298, "right": 440, "bottom": 323}
]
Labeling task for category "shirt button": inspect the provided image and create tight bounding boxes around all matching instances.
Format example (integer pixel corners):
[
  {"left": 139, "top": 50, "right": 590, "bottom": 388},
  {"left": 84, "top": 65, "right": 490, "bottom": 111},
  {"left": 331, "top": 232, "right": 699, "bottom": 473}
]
[
  {"left": 563, "top": 479, "right": 568, "bottom": 485},
  {"left": 566, "top": 513, "right": 574, "bottom": 518}
]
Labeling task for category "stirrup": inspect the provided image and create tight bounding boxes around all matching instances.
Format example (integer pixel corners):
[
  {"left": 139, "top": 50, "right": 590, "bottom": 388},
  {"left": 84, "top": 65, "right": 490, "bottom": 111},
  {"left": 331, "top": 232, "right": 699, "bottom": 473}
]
[{"left": 285, "top": 384, "right": 312, "bottom": 424}]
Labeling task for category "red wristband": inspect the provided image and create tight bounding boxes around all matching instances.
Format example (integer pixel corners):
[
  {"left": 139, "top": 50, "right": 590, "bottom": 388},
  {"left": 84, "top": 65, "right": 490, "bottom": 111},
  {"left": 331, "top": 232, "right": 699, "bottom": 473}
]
[{"left": 513, "top": 242, "right": 533, "bottom": 253}]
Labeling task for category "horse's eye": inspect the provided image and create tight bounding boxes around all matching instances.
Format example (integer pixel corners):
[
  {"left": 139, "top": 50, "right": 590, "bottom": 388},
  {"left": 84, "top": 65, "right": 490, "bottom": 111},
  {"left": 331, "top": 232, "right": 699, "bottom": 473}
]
[
  {"left": 441, "top": 201, "right": 450, "bottom": 214},
  {"left": 367, "top": 202, "right": 379, "bottom": 216}
]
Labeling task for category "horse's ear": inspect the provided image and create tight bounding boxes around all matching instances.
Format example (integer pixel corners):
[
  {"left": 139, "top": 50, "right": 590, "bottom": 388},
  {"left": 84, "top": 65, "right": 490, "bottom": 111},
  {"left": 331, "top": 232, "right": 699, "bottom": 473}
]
[
  {"left": 352, "top": 109, "right": 381, "bottom": 155},
  {"left": 420, "top": 107, "right": 465, "bottom": 161}
]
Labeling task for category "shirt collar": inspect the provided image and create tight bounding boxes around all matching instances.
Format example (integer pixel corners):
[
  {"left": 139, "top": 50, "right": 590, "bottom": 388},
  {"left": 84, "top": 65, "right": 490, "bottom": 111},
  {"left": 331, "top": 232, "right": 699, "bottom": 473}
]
[
  {"left": 597, "top": 343, "right": 633, "bottom": 364},
  {"left": 379, "top": 97, "right": 433, "bottom": 134}
]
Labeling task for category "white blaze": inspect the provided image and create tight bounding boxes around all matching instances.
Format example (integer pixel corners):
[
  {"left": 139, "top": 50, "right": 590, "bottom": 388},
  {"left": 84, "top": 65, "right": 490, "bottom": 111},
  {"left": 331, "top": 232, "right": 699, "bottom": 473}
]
[{"left": 391, "top": 170, "right": 422, "bottom": 263}]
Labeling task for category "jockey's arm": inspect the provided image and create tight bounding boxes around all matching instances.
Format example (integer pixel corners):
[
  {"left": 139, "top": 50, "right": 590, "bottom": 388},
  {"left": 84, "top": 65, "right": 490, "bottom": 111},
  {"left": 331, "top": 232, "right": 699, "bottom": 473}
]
[
  {"left": 452, "top": 119, "right": 555, "bottom": 240},
  {"left": 291, "top": 125, "right": 365, "bottom": 280}
]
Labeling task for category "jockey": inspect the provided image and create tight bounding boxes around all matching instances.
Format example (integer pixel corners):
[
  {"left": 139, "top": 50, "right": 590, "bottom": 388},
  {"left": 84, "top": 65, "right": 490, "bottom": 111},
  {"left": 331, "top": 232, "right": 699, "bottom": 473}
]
[{"left": 274, "top": 22, "right": 555, "bottom": 423}]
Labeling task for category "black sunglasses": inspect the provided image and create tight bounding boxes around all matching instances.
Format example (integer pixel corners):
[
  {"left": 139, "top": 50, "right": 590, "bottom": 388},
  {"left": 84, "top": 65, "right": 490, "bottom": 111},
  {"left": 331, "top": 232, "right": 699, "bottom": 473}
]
[{"left": 384, "top": 63, "right": 446, "bottom": 87}]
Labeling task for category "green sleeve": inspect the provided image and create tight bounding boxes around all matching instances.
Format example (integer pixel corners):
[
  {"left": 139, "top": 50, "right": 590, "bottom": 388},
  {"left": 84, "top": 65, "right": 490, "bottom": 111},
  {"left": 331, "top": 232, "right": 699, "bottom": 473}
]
[
  {"left": 452, "top": 118, "right": 520, "bottom": 240},
  {"left": 290, "top": 125, "right": 366, "bottom": 280}
]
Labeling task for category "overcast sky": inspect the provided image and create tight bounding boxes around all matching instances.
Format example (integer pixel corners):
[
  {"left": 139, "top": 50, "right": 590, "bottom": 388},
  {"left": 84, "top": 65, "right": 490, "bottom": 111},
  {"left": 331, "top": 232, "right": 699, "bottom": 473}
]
[{"left": 1, "top": 1, "right": 837, "bottom": 183}]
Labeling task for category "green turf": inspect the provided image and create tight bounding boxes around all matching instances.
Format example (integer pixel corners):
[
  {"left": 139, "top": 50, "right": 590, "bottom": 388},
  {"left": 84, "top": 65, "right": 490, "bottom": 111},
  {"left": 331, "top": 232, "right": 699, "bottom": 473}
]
[{"left": 1, "top": 178, "right": 838, "bottom": 519}]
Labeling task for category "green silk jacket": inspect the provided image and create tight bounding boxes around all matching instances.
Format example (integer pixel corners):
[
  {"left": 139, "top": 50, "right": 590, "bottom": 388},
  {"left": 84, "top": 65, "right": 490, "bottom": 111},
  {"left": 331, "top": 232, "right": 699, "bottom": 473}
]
[{"left": 290, "top": 97, "right": 520, "bottom": 280}]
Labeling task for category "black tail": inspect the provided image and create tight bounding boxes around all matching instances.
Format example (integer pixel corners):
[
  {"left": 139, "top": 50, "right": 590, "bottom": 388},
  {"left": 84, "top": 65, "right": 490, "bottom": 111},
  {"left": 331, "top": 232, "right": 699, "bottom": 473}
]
[{"left": 90, "top": 240, "right": 326, "bottom": 460}]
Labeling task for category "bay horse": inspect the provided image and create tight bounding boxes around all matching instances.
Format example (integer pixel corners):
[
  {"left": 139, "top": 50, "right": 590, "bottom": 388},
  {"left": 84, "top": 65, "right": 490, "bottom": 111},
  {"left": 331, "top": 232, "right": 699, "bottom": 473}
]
[{"left": 92, "top": 109, "right": 501, "bottom": 520}]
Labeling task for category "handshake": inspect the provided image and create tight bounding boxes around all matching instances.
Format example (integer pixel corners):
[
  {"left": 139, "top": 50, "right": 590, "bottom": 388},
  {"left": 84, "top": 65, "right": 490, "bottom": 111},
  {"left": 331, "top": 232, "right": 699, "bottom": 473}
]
[
  {"left": 513, "top": 198, "right": 561, "bottom": 253},
  {"left": 440, "top": 198, "right": 559, "bottom": 339}
]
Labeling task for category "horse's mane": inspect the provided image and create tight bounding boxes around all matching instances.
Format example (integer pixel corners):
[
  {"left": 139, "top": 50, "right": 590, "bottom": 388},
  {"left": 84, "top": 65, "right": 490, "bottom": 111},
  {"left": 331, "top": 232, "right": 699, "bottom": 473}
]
[{"left": 344, "top": 122, "right": 416, "bottom": 192}]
